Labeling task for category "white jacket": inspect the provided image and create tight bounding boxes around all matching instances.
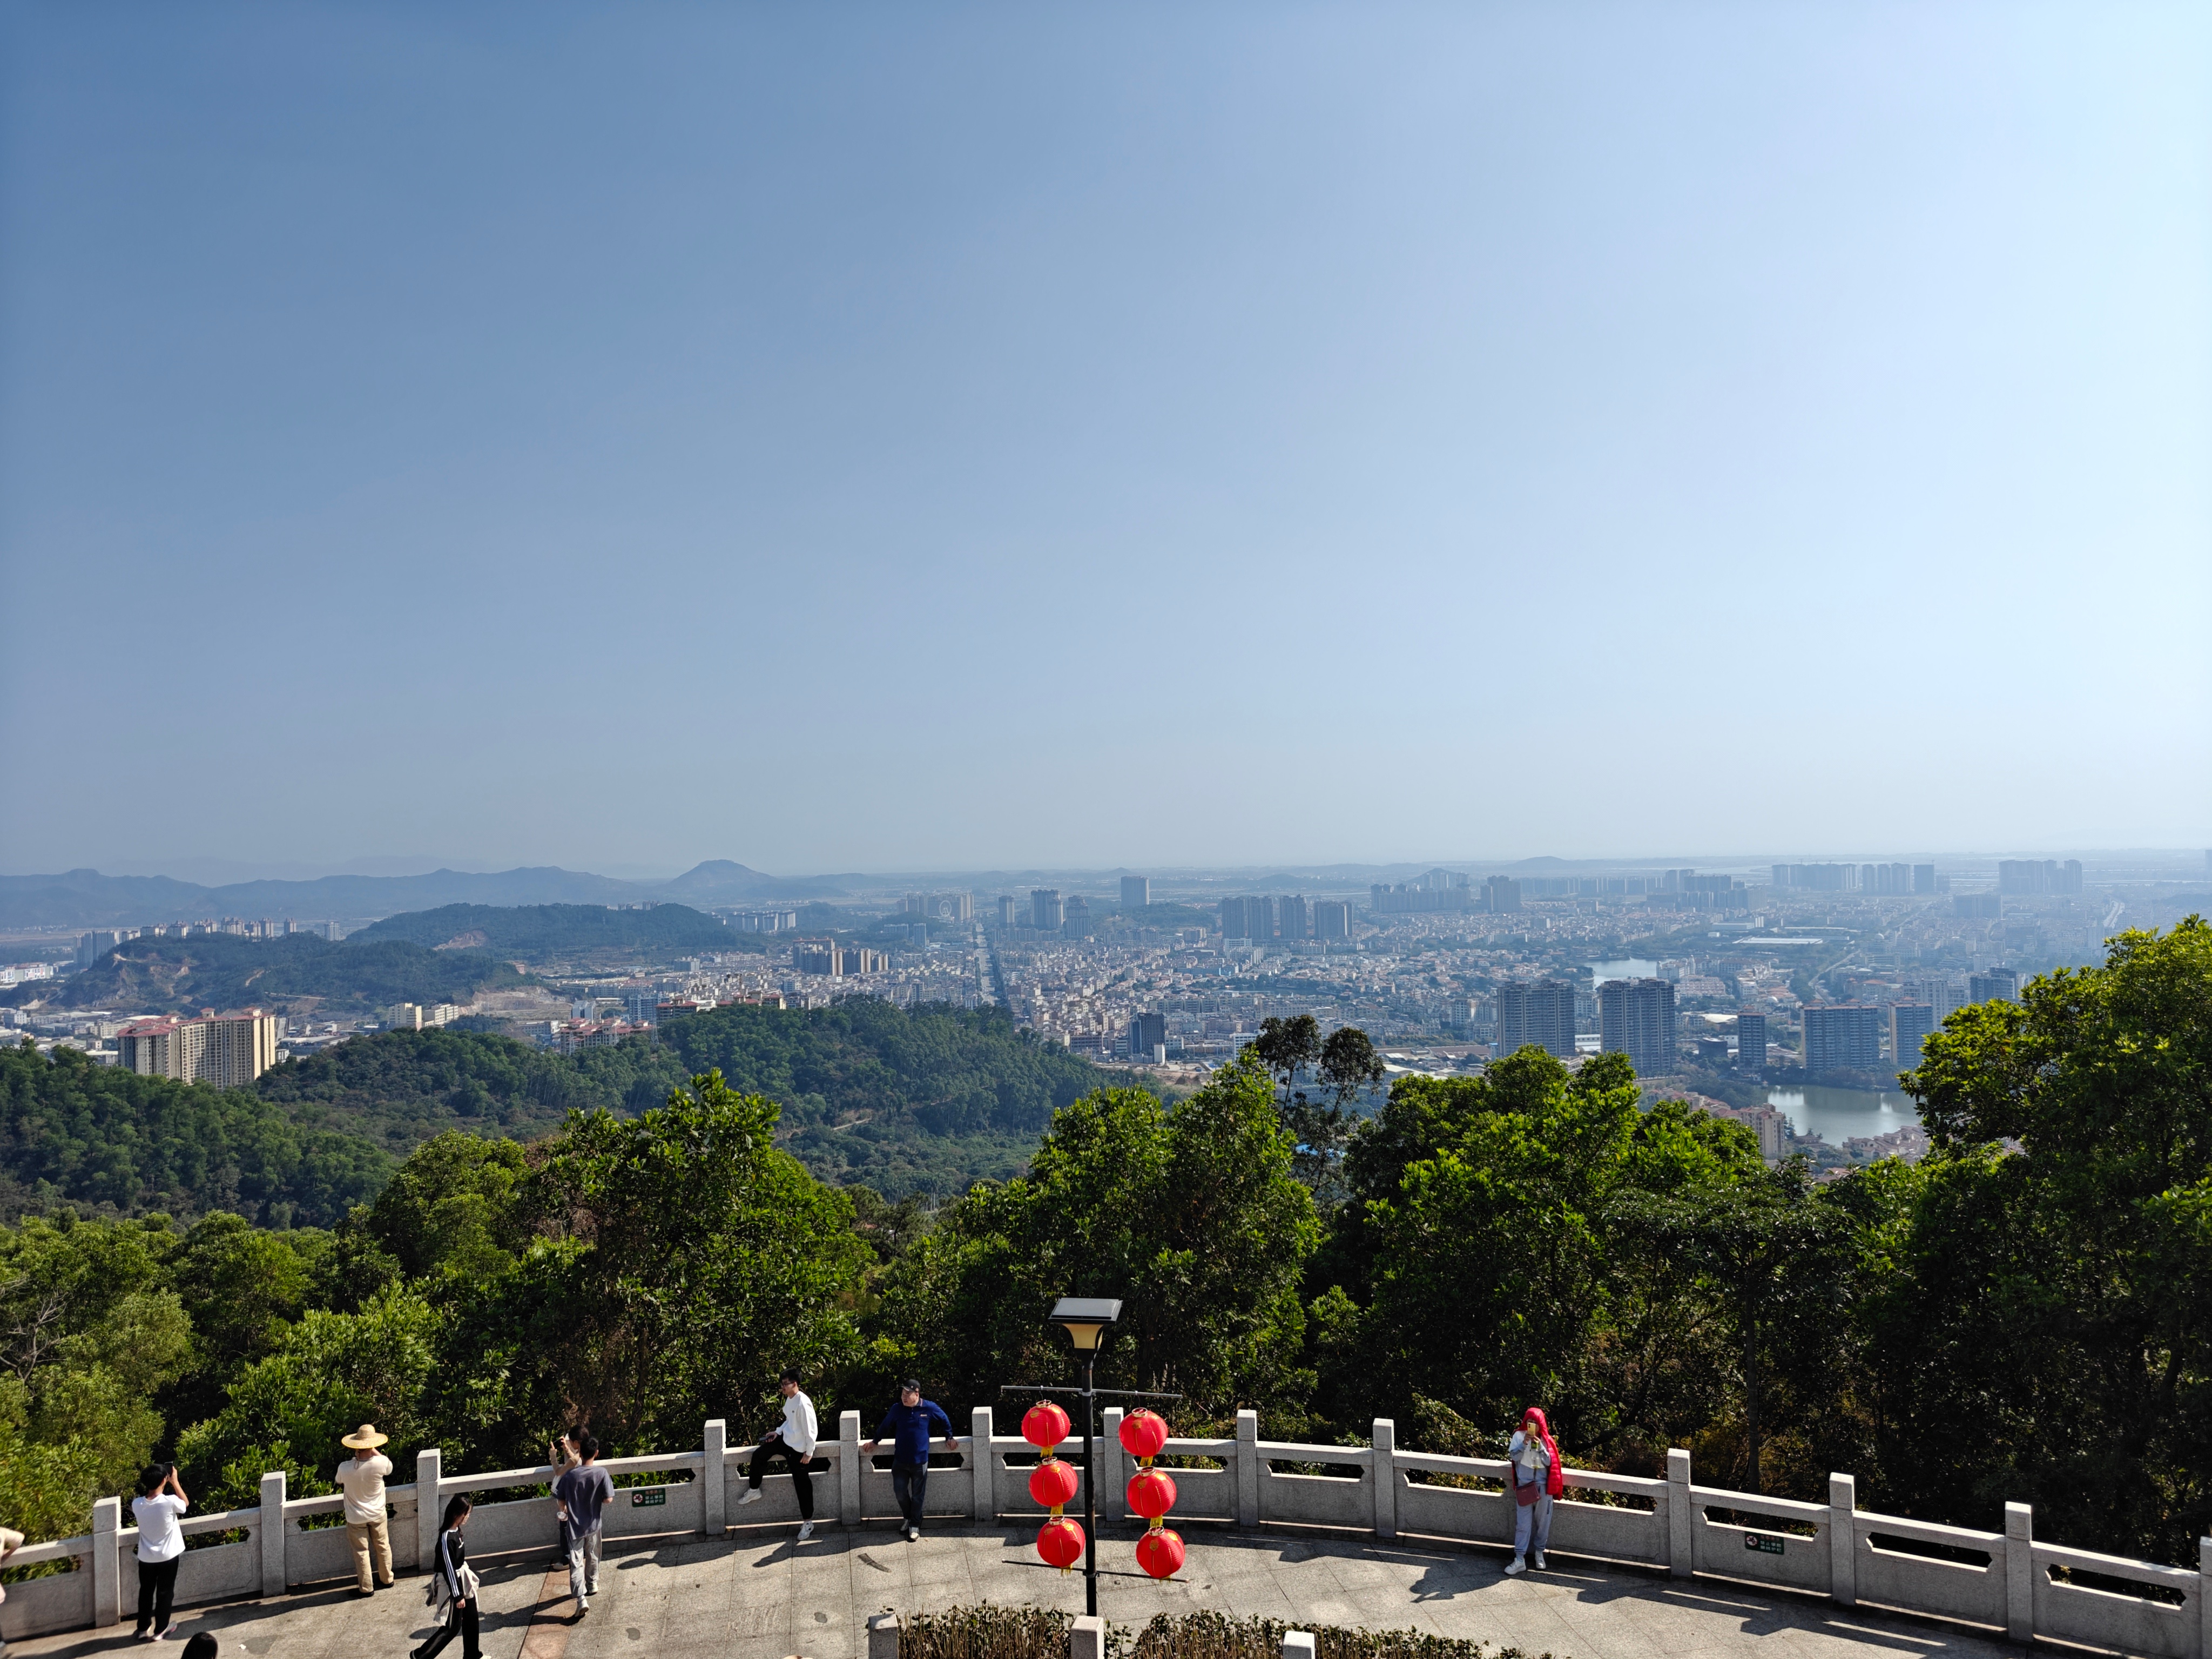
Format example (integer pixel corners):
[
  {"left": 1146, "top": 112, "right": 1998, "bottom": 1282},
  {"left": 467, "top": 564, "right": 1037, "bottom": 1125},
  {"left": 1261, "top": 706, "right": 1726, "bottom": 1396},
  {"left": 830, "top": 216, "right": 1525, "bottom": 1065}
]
[{"left": 779, "top": 1391, "right": 819, "bottom": 1457}]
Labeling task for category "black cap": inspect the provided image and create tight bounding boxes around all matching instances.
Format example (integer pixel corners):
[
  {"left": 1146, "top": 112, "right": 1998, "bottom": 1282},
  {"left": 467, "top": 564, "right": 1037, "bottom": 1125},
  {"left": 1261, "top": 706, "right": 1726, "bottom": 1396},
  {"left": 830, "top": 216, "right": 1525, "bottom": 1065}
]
[{"left": 901, "top": 1378, "right": 922, "bottom": 1394}]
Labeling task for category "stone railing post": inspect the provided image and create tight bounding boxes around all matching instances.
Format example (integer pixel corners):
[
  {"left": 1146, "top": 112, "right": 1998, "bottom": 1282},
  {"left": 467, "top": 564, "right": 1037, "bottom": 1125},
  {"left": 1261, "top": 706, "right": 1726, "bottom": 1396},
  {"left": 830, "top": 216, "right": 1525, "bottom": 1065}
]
[
  {"left": 839, "top": 1409, "right": 863, "bottom": 1526},
  {"left": 1665, "top": 1448, "right": 1693, "bottom": 1578},
  {"left": 1071, "top": 1613, "right": 1107, "bottom": 1659},
  {"left": 702, "top": 1420, "right": 726, "bottom": 1536},
  {"left": 416, "top": 1447, "right": 442, "bottom": 1572},
  {"left": 91, "top": 1495, "right": 121, "bottom": 1627},
  {"left": 970, "top": 1407, "right": 995, "bottom": 1522},
  {"left": 1282, "top": 1632, "right": 1317, "bottom": 1659},
  {"left": 1827, "top": 1473, "right": 1854, "bottom": 1606},
  {"left": 1102, "top": 1407, "right": 1127, "bottom": 1526},
  {"left": 259, "top": 1469, "right": 287, "bottom": 1595},
  {"left": 868, "top": 1610, "right": 900, "bottom": 1659},
  {"left": 1371, "top": 1419, "right": 1397, "bottom": 1539},
  {"left": 2199, "top": 1536, "right": 2211, "bottom": 1659},
  {"left": 1235, "top": 1410, "right": 1260, "bottom": 1528},
  {"left": 2004, "top": 1502, "right": 2033, "bottom": 1643}
]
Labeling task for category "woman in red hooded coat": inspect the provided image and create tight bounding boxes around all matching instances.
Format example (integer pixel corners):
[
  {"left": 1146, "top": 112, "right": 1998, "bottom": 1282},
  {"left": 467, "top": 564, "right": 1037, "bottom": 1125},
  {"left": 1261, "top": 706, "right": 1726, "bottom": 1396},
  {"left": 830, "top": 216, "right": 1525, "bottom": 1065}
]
[{"left": 1505, "top": 1406, "right": 1564, "bottom": 1574}]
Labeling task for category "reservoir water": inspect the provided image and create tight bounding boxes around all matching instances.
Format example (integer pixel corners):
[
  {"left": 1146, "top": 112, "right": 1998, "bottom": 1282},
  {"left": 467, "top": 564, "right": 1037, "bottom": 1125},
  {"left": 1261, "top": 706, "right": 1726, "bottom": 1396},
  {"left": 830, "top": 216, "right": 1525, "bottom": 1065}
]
[
  {"left": 1766, "top": 1083, "right": 1919, "bottom": 1144},
  {"left": 1586, "top": 958, "right": 1660, "bottom": 983}
]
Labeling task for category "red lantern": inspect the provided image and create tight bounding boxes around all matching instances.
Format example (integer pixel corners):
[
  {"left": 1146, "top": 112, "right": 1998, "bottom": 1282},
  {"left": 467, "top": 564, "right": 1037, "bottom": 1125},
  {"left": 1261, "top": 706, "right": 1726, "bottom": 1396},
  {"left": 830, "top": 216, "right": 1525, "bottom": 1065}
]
[
  {"left": 1023, "top": 1401, "right": 1071, "bottom": 1452},
  {"left": 1135, "top": 1526, "right": 1185, "bottom": 1580},
  {"left": 1029, "top": 1457, "right": 1081, "bottom": 1511},
  {"left": 1126, "top": 1467, "right": 1177, "bottom": 1521},
  {"left": 1118, "top": 1410, "right": 1169, "bottom": 1461},
  {"left": 1037, "top": 1515, "right": 1085, "bottom": 1572}
]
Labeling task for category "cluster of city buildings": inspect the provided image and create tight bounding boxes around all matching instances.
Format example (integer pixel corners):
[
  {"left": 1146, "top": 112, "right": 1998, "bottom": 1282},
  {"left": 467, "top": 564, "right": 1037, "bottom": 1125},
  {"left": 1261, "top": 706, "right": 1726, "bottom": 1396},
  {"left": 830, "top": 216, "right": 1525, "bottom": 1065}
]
[{"left": 73, "top": 918, "right": 344, "bottom": 965}]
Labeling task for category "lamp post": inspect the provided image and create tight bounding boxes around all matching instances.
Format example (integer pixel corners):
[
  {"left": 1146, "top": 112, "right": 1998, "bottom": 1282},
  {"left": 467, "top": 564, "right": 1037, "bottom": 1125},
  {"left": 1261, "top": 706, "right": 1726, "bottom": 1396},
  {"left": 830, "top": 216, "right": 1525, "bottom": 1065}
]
[{"left": 1051, "top": 1297, "right": 1120, "bottom": 1616}]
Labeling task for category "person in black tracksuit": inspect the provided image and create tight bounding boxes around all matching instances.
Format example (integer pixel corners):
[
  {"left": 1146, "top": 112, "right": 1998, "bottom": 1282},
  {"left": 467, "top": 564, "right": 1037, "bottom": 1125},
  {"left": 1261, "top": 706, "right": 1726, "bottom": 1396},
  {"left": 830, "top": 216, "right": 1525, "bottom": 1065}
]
[{"left": 412, "top": 1496, "right": 480, "bottom": 1659}]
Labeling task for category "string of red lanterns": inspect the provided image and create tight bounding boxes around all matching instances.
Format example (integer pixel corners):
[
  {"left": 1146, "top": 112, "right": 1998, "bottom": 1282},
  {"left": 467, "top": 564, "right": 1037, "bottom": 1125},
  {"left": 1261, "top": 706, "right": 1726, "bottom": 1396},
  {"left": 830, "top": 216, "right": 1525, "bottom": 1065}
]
[
  {"left": 1023, "top": 1403, "right": 1085, "bottom": 1573},
  {"left": 1023, "top": 1400, "right": 1184, "bottom": 1580},
  {"left": 1120, "top": 1408, "right": 1184, "bottom": 1579}
]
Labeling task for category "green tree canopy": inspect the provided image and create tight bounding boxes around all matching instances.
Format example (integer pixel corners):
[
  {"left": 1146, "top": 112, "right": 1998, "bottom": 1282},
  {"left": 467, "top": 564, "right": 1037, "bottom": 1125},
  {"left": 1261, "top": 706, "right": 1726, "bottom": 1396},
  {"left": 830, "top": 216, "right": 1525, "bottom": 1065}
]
[{"left": 872, "top": 1056, "right": 1319, "bottom": 1430}]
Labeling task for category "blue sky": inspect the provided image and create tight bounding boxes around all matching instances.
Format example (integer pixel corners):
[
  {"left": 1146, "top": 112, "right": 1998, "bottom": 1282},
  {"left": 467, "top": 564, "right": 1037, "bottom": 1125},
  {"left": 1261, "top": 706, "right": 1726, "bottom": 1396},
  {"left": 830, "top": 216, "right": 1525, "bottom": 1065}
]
[{"left": 2, "top": 2, "right": 2206, "bottom": 879}]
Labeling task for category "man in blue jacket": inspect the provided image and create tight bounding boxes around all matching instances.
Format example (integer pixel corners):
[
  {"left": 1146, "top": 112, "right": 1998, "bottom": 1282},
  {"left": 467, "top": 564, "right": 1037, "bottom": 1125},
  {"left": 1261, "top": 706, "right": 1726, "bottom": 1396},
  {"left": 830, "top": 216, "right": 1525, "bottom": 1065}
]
[{"left": 865, "top": 1379, "right": 959, "bottom": 1542}]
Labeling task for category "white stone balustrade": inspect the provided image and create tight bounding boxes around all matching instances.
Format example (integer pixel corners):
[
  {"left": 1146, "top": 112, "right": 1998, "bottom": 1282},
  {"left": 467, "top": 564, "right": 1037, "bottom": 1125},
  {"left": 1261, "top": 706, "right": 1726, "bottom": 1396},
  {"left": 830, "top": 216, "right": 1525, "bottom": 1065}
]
[{"left": 3, "top": 1409, "right": 2207, "bottom": 1659}]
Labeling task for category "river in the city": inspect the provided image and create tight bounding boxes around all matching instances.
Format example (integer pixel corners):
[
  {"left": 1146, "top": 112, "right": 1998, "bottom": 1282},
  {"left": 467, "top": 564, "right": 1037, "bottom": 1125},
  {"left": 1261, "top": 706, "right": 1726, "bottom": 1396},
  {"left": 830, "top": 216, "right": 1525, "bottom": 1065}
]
[
  {"left": 1585, "top": 958, "right": 1660, "bottom": 983},
  {"left": 1766, "top": 1083, "right": 1920, "bottom": 1143}
]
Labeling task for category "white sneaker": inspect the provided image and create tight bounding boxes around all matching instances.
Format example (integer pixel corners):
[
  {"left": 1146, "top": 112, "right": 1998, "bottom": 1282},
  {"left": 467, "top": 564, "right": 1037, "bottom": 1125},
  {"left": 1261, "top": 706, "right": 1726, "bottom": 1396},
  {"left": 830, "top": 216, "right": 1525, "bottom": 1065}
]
[
  {"left": 1504, "top": 1557, "right": 1526, "bottom": 1576},
  {"left": 1533, "top": 1552, "right": 1547, "bottom": 1569},
  {"left": 577, "top": 1597, "right": 590, "bottom": 1614},
  {"left": 735, "top": 1488, "right": 763, "bottom": 1507},
  {"left": 797, "top": 1521, "right": 816, "bottom": 1541}
]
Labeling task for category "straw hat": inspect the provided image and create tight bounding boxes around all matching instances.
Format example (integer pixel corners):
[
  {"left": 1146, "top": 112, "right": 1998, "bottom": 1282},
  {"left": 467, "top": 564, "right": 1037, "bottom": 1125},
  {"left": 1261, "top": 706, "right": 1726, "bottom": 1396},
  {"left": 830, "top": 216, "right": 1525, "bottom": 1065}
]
[{"left": 341, "top": 1424, "right": 389, "bottom": 1450}]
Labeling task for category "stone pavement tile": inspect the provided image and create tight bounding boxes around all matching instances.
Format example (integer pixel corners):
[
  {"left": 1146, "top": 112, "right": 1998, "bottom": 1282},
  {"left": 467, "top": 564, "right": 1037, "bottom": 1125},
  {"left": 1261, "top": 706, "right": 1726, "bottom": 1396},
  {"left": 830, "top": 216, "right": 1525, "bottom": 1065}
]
[
  {"left": 851, "top": 1543, "right": 913, "bottom": 1588},
  {"left": 905, "top": 1541, "right": 977, "bottom": 1589}
]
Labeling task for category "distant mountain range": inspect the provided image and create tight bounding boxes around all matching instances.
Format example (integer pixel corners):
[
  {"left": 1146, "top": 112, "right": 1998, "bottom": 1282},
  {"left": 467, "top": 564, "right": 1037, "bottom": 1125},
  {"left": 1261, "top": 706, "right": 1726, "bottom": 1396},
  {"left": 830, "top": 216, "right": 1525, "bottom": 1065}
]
[{"left": 0, "top": 861, "right": 851, "bottom": 931}]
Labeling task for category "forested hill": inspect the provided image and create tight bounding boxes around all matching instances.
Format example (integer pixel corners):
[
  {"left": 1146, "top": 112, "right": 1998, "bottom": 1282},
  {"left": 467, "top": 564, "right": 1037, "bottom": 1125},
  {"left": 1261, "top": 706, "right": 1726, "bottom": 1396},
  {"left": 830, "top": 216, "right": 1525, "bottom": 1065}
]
[
  {"left": 659, "top": 1001, "right": 1104, "bottom": 1193},
  {"left": 255, "top": 1026, "right": 689, "bottom": 1150},
  {"left": 256, "top": 1003, "right": 1108, "bottom": 1195},
  {"left": 0, "top": 1003, "right": 1108, "bottom": 1232},
  {"left": 21, "top": 932, "right": 528, "bottom": 1015},
  {"left": 0, "top": 1039, "right": 389, "bottom": 1226},
  {"left": 347, "top": 901, "right": 756, "bottom": 968}
]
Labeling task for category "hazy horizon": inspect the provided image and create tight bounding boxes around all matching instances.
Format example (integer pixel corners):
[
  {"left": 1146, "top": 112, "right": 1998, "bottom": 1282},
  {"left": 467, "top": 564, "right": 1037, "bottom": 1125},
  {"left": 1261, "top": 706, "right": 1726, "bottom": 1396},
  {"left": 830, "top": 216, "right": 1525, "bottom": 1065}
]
[{"left": 4, "top": 2, "right": 2207, "bottom": 875}]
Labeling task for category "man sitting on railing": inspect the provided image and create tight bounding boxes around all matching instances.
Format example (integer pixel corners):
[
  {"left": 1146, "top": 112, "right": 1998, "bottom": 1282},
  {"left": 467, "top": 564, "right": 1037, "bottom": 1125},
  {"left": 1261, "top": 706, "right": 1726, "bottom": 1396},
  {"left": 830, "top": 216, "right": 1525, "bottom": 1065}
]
[
  {"left": 734, "top": 1368, "right": 820, "bottom": 1542},
  {"left": 865, "top": 1379, "right": 958, "bottom": 1543}
]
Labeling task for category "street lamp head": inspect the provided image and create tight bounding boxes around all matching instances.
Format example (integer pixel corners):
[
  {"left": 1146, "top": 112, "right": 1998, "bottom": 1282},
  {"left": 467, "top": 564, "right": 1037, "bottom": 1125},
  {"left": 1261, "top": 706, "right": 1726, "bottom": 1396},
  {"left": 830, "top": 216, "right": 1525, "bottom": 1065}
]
[{"left": 1050, "top": 1296, "right": 1122, "bottom": 1352}]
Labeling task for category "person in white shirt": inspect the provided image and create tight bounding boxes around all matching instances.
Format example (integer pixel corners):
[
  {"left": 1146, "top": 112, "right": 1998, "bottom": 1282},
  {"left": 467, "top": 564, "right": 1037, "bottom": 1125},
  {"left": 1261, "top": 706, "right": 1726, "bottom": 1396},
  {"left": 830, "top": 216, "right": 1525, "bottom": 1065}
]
[
  {"left": 334, "top": 1423, "right": 395, "bottom": 1595},
  {"left": 734, "top": 1368, "right": 819, "bottom": 1540},
  {"left": 131, "top": 1463, "right": 191, "bottom": 1640}
]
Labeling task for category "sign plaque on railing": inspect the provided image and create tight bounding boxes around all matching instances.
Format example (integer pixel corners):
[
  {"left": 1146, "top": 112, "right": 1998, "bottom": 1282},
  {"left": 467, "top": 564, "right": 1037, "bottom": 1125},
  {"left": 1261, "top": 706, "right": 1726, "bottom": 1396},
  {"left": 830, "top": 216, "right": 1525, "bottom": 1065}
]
[
  {"left": 632, "top": 1491, "right": 666, "bottom": 1508},
  {"left": 1743, "top": 1532, "right": 1786, "bottom": 1555}
]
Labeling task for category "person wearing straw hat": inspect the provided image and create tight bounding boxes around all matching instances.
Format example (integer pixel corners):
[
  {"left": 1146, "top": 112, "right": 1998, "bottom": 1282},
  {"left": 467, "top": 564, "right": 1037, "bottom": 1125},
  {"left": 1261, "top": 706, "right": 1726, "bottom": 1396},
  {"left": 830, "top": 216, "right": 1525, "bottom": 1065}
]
[{"left": 335, "top": 1424, "right": 395, "bottom": 1595}]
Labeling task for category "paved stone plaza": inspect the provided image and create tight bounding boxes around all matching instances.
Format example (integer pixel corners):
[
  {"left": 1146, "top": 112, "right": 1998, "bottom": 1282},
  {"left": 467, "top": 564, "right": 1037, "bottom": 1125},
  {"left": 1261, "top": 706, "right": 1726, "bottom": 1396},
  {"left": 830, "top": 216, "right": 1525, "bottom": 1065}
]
[{"left": 7, "top": 1523, "right": 2025, "bottom": 1659}]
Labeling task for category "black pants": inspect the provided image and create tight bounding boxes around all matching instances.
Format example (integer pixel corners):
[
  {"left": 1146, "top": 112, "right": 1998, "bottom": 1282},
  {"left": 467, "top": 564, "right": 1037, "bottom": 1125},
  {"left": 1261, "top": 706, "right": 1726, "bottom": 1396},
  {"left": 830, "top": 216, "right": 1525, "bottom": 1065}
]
[
  {"left": 134, "top": 1556, "right": 180, "bottom": 1635},
  {"left": 416, "top": 1597, "right": 481, "bottom": 1659},
  {"left": 892, "top": 1463, "right": 929, "bottom": 1528},
  {"left": 747, "top": 1434, "right": 814, "bottom": 1518}
]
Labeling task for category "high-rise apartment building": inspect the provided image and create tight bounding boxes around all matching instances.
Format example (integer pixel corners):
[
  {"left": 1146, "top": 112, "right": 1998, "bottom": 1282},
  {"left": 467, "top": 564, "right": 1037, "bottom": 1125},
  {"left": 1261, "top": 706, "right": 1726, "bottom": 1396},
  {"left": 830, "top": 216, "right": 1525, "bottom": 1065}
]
[
  {"left": 1597, "top": 978, "right": 1678, "bottom": 1077},
  {"left": 1499, "top": 979, "right": 1577, "bottom": 1058},
  {"left": 1220, "top": 896, "right": 1276, "bottom": 940},
  {"left": 996, "top": 895, "right": 1019, "bottom": 928},
  {"left": 1804, "top": 1004, "right": 1883, "bottom": 1071},
  {"left": 1772, "top": 864, "right": 1854, "bottom": 891},
  {"left": 1998, "top": 859, "right": 2084, "bottom": 896},
  {"left": 1277, "top": 895, "right": 1310, "bottom": 941},
  {"left": 75, "top": 929, "right": 127, "bottom": 968},
  {"left": 1862, "top": 864, "right": 1915, "bottom": 896},
  {"left": 1313, "top": 900, "right": 1351, "bottom": 941},
  {"left": 1483, "top": 876, "right": 1522, "bottom": 914},
  {"left": 1128, "top": 1011, "right": 1166, "bottom": 1058},
  {"left": 1121, "top": 876, "right": 1151, "bottom": 909},
  {"left": 793, "top": 940, "right": 845, "bottom": 976},
  {"left": 1906, "top": 977, "right": 1967, "bottom": 1021},
  {"left": 1913, "top": 864, "right": 1937, "bottom": 895},
  {"left": 1030, "top": 889, "right": 1064, "bottom": 931},
  {"left": 1968, "top": 969, "right": 2019, "bottom": 1004},
  {"left": 1062, "top": 897, "right": 1092, "bottom": 939},
  {"left": 118, "top": 1009, "right": 278, "bottom": 1087},
  {"left": 1736, "top": 1012, "right": 1768, "bottom": 1071},
  {"left": 1890, "top": 1003, "right": 1935, "bottom": 1068}
]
